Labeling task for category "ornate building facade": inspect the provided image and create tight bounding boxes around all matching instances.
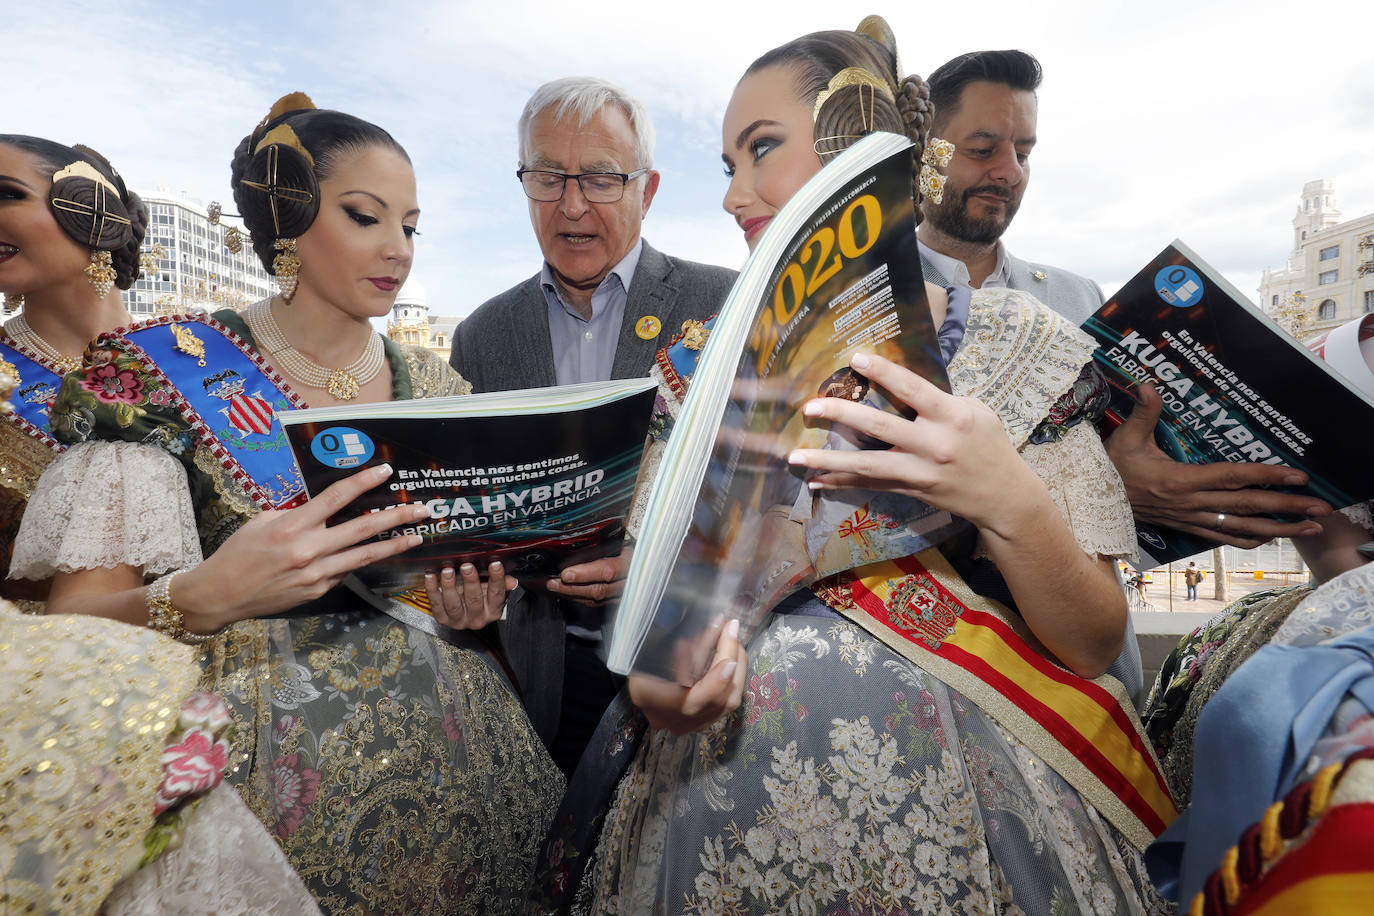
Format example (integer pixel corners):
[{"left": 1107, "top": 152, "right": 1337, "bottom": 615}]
[
  {"left": 385, "top": 278, "right": 462, "bottom": 355},
  {"left": 1259, "top": 179, "right": 1374, "bottom": 340}
]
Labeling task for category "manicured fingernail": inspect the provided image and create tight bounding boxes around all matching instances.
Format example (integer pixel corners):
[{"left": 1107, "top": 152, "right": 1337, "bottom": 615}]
[
  {"left": 442, "top": 567, "right": 455, "bottom": 578},
  {"left": 546, "top": 578, "right": 561, "bottom": 590},
  {"left": 720, "top": 661, "right": 738, "bottom": 682},
  {"left": 787, "top": 450, "right": 805, "bottom": 465},
  {"left": 424, "top": 573, "right": 436, "bottom": 582},
  {"left": 1299, "top": 523, "right": 1323, "bottom": 536},
  {"left": 407, "top": 535, "right": 423, "bottom": 547},
  {"left": 802, "top": 400, "right": 823, "bottom": 417},
  {"left": 491, "top": 561, "right": 503, "bottom": 571},
  {"left": 376, "top": 463, "right": 393, "bottom": 478},
  {"left": 727, "top": 619, "right": 740, "bottom": 639},
  {"left": 412, "top": 504, "right": 430, "bottom": 518},
  {"left": 807, "top": 480, "right": 824, "bottom": 490},
  {"left": 460, "top": 564, "right": 474, "bottom": 574},
  {"left": 1283, "top": 474, "right": 1306, "bottom": 486},
  {"left": 850, "top": 353, "right": 870, "bottom": 369}
]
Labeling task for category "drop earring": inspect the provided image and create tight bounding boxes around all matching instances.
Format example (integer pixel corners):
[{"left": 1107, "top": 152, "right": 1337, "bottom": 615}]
[
  {"left": 273, "top": 238, "right": 301, "bottom": 302},
  {"left": 85, "top": 250, "right": 117, "bottom": 296}
]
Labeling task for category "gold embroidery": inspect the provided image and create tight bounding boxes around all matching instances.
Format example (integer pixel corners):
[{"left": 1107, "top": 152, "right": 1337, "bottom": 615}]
[{"left": 170, "top": 322, "right": 208, "bottom": 367}]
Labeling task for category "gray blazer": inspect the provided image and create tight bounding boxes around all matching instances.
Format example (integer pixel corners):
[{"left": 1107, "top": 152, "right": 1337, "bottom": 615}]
[
  {"left": 918, "top": 249, "right": 1144, "bottom": 707},
  {"left": 920, "top": 250, "right": 1106, "bottom": 326},
  {"left": 449, "top": 239, "right": 736, "bottom": 743}
]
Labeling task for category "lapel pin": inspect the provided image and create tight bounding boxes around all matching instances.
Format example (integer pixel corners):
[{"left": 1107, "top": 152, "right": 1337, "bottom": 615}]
[
  {"left": 1032, "top": 270, "right": 1047, "bottom": 282},
  {"left": 635, "top": 315, "right": 662, "bottom": 340}
]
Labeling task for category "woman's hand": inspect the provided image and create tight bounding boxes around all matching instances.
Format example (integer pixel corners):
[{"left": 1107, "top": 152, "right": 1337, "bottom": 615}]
[
  {"left": 425, "top": 562, "right": 516, "bottom": 629},
  {"left": 787, "top": 351, "right": 1043, "bottom": 535},
  {"left": 628, "top": 618, "right": 748, "bottom": 735},
  {"left": 173, "top": 463, "right": 428, "bottom": 632}
]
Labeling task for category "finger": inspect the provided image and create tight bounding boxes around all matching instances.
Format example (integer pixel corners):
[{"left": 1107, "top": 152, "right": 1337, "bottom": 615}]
[
  {"left": 424, "top": 571, "right": 455, "bottom": 627},
  {"left": 843, "top": 351, "right": 952, "bottom": 418},
  {"left": 1110, "top": 381, "right": 1165, "bottom": 447},
  {"left": 789, "top": 446, "right": 935, "bottom": 489},
  {"left": 483, "top": 562, "right": 509, "bottom": 621},
  {"left": 796, "top": 470, "right": 918, "bottom": 494},
  {"left": 1163, "top": 512, "right": 1323, "bottom": 547},
  {"left": 1165, "top": 488, "right": 1333, "bottom": 518},
  {"left": 560, "top": 556, "right": 624, "bottom": 586},
  {"left": 1150, "top": 460, "right": 1313, "bottom": 500},
  {"left": 318, "top": 502, "right": 431, "bottom": 556},
  {"left": 458, "top": 563, "right": 486, "bottom": 626},
  {"left": 301, "top": 463, "right": 396, "bottom": 525},
  {"left": 311, "top": 531, "right": 423, "bottom": 583}
]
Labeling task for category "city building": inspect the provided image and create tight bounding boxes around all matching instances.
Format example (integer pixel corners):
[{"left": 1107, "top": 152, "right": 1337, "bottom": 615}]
[
  {"left": 1258, "top": 179, "right": 1374, "bottom": 339},
  {"left": 385, "top": 278, "right": 462, "bottom": 355},
  {"left": 124, "top": 191, "right": 273, "bottom": 316}
]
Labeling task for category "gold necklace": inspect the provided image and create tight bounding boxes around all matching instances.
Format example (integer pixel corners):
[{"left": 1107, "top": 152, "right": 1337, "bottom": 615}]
[
  {"left": 2, "top": 314, "right": 83, "bottom": 375},
  {"left": 244, "top": 299, "right": 385, "bottom": 401}
]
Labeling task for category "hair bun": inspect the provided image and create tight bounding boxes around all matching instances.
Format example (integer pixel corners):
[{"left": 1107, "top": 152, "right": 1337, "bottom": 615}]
[
  {"left": 236, "top": 139, "right": 320, "bottom": 241},
  {"left": 47, "top": 159, "right": 136, "bottom": 252}
]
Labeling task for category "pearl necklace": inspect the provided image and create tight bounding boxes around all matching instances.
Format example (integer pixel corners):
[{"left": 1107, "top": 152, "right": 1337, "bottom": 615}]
[
  {"left": 2, "top": 314, "right": 83, "bottom": 375},
  {"left": 244, "top": 299, "right": 385, "bottom": 401}
]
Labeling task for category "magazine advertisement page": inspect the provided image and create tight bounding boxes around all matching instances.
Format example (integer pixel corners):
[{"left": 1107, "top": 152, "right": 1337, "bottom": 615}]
[
  {"left": 608, "top": 133, "right": 961, "bottom": 682},
  {"left": 279, "top": 379, "right": 656, "bottom": 593},
  {"left": 1084, "top": 240, "right": 1374, "bottom": 565}
]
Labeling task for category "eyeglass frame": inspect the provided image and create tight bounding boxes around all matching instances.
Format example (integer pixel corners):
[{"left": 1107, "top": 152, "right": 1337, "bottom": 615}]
[{"left": 515, "top": 167, "right": 651, "bottom": 203}]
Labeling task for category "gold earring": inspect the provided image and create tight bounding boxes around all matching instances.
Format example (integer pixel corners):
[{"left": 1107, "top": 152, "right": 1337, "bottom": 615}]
[
  {"left": 2, "top": 293, "right": 23, "bottom": 313},
  {"left": 85, "top": 250, "right": 117, "bottom": 297},
  {"left": 273, "top": 238, "right": 301, "bottom": 302}
]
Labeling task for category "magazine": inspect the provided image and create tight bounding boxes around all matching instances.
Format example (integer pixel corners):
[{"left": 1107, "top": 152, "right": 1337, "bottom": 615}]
[
  {"left": 278, "top": 379, "right": 657, "bottom": 593},
  {"left": 1083, "top": 240, "right": 1374, "bottom": 566},
  {"left": 606, "top": 133, "right": 963, "bottom": 682}
]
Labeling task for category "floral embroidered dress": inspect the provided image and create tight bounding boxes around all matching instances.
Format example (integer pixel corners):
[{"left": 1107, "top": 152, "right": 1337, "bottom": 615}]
[
  {"left": 9, "top": 309, "right": 564, "bottom": 915},
  {"left": 534, "top": 288, "right": 1166, "bottom": 915}
]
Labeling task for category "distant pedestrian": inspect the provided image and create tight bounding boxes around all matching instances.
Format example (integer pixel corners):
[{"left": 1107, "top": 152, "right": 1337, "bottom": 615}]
[{"left": 1185, "top": 561, "right": 1204, "bottom": 600}]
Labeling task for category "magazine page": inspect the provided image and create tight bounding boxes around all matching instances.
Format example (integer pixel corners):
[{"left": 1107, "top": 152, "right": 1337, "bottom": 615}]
[
  {"left": 608, "top": 133, "right": 961, "bottom": 682},
  {"left": 279, "top": 379, "right": 656, "bottom": 592},
  {"left": 1083, "top": 240, "right": 1374, "bottom": 566}
]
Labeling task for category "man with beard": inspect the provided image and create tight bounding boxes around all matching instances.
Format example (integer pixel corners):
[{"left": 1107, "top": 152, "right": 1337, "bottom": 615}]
[{"left": 918, "top": 51, "right": 1331, "bottom": 706}]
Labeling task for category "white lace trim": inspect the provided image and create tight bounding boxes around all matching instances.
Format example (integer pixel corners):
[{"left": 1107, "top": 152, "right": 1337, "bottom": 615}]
[
  {"left": 9, "top": 440, "right": 203, "bottom": 580},
  {"left": 103, "top": 785, "right": 323, "bottom": 915},
  {"left": 1339, "top": 500, "right": 1374, "bottom": 536},
  {"left": 947, "top": 288, "right": 1098, "bottom": 450},
  {"left": 1271, "top": 562, "right": 1374, "bottom": 649},
  {"left": 1019, "top": 421, "right": 1136, "bottom": 560}
]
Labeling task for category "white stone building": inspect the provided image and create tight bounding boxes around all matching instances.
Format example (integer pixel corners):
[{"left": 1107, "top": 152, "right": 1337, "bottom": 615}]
[
  {"left": 1258, "top": 180, "right": 1374, "bottom": 339},
  {"left": 124, "top": 191, "right": 272, "bottom": 316},
  {"left": 385, "top": 278, "right": 462, "bottom": 355}
]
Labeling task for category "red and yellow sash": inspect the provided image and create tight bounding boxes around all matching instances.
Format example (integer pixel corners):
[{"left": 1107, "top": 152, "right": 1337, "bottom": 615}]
[{"left": 814, "top": 548, "right": 1177, "bottom": 850}]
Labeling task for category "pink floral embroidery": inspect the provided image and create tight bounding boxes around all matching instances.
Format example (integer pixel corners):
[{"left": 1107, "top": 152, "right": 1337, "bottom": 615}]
[
  {"left": 179, "top": 691, "right": 232, "bottom": 733},
  {"left": 749, "top": 673, "right": 782, "bottom": 712},
  {"left": 442, "top": 711, "right": 465, "bottom": 743},
  {"left": 270, "top": 752, "right": 322, "bottom": 837},
  {"left": 154, "top": 726, "right": 229, "bottom": 814},
  {"left": 147, "top": 387, "right": 172, "bottom": 406},
  {"left": 80, "top": 363, "right": 144, "bottom": 404}
]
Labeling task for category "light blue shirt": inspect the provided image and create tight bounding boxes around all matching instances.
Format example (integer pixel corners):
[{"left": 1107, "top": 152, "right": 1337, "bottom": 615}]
[{"left": 540, "top": 240, "right": 643, "bottom": 386}]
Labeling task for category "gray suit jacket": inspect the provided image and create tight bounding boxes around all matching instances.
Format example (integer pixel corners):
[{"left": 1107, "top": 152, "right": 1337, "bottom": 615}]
[
  {"left": 450, "top": 240, "right": 737, "bottom": 743},
  {"left": 919, "top": 249, "right": 1144, "bottom": 707}
]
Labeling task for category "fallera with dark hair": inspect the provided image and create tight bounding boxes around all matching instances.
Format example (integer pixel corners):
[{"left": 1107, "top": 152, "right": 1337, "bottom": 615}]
[
  {"left": 0, "top": 135, "right": 148, "bottom": 290},
  {"left": 229, "top": 93, "right": 410, "bottom": 273},
  {"left": 927, "top": 49, "right": 1042, "bottom": 130}
]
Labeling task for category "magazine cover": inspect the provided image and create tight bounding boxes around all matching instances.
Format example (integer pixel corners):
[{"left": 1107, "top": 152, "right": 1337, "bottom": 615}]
[
  {"left": 1083, "top": 240, "right": 1374, "bottom": 565},
  {"left": 279, "top": 379, "right": 656, "bottom": 592},
  {"left": 608, "top": 133, "right": 962, "bottom": 682}
]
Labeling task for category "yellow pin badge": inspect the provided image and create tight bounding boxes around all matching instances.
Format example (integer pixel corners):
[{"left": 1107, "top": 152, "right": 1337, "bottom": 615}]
[{"left": 635, "top": 315, "right": 662, "bottom": 340}]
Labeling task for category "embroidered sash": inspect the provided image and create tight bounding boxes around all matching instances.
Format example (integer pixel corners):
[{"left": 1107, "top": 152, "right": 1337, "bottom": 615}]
[
  {"left": 108, "top": 314, "right": 306, "bottom": 510},
  {"left": 1, "top": 336, "right": 67, "bottom": 453},
  {"left": 814, "top": 549, "right": 1177, "bottom": 850}
]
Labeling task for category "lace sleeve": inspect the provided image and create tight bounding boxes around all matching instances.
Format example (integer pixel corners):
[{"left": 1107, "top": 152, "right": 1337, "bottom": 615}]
[
  {"left": 8, "top": 440, "right": 203, "bottom": 580},
  {"left": 1017, "top": 420, "right": 1136, "bottom": 560}
]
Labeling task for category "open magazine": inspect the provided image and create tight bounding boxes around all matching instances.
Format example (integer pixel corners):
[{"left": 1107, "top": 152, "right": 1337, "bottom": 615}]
[
  {"left": 1083, "top": 240, "right": 1374, "bottom": 566},
  {"left": 606, "top": 133, "right": 963, "bottom": 682},
  {"left": 278, "top": 379, "right": 656, "bottom": 593}
]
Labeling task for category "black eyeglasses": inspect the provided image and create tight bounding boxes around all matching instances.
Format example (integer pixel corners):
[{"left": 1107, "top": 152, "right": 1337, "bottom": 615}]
[{"left": 516, "top": 168, "right": 649, "bottom": 203}]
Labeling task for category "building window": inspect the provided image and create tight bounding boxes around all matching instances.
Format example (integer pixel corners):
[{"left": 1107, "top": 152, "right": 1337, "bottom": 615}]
[
  {"left": 1272, "top": 295, "right": 1279, "bottom": 307},
  {"left": 1319, "top": 270, "right": 1339, "bottom": 285},
  {"left": 1302, "top": 231, "right": 1308, "bottom": 240},
  {"left": 1320, "top": 245, "right": 1340, "bottom": 261},
  {"left": 1365, "top": 290, "right": 1374, "bottom": 313},
  {"left": 1319, "top": 299, "right": 1337, "bottom": 320}
]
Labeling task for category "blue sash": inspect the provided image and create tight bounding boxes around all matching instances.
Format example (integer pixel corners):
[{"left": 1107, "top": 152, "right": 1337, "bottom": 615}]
[
  {"left": 108, "top": 314, "right": 306, "bottom": 510},
  {"left": 0, "top": 337, "right": 67, "bottom": 454}
]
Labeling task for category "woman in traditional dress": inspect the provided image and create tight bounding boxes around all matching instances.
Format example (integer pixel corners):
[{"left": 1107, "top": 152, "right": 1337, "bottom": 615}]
[
  {"left": 9, "top": 95, "right": 562, "bottom": 914},
  {"left": 531, "top": 18, "right": 1172, "bottom": 915},
  {"left": 0, "top": 136, "right": 142, "bottom": 610}
]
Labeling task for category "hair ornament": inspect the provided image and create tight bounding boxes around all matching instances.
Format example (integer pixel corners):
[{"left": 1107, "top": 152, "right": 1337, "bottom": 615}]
[
  {"left": 812, "top": 67, "right": 895, "bottom": 122},
  {"left": 48, "top": 158, "right": 134, "bottom": 251},
  {"left": 253, "top": 123, "right": 315, "bottom": 168},
  {"left": 918, "top": 136, "right": 955, "bottom": 204}
]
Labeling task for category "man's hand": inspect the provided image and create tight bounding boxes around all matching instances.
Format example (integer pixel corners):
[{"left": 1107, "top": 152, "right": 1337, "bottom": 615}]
[
  {"left": 1105, "top": 384, "right": 1330, "bottom": 549},
  {"left": 546, "top": 548, "right": 632, "bottom": 606}
]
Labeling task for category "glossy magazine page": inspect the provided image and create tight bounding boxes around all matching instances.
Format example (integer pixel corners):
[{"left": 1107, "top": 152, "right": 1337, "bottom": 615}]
[
  {"left": 608, "top": 133, "right": 960, "bottom": 682},
  {"left": 279, "top": 379, "right": 656, "bottom": 592},
  {"left": 1084, "top": 240, "right": 1374, "bottom": 565}
]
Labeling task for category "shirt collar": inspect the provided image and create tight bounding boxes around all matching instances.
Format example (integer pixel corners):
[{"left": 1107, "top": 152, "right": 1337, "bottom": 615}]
[
  {"left": 539, "top": 239, "right": 644, "bottom": 319},
  {"left": 918, "top": 238, "right": 1011, "bottom": 289}
]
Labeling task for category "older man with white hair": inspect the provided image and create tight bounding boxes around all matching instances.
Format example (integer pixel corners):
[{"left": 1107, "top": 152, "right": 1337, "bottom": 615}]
[{"left": 451, "top": 77, "right": 735, "bottom": 772}]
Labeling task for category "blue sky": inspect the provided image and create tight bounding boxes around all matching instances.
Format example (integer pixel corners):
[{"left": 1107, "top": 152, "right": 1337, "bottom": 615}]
[{"left": 6, "top": 0, "right": 1372, "bottom": 315}]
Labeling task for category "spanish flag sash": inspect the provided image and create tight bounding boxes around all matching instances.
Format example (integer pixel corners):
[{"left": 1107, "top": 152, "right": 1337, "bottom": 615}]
[{"left": 813, "top": 549, "right": 1177, "bottom": 850}]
